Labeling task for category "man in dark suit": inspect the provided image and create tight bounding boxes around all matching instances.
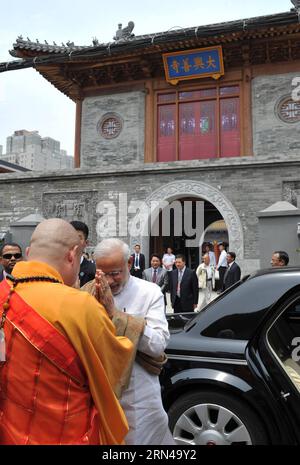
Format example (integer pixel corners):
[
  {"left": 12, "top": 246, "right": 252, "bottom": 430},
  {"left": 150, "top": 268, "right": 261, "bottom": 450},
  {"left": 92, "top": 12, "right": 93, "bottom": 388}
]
[
  {"left": 223, "top": 252, "right": 241, "bottom": 291},
  {"left": 143, "top": 254, "right": 169, "bottom": 299},
  {"left": 271, "top": 251, "right": 289, "bottom": 267},
  {"left": 169, "top": 254, "right": 198, "bottom": 313},
  {"left": 70, "top": 221, "right": 96, "bottom": 287},
  {"left": 130, "top": 244, "right": 145, "bottom": 279},
  {"left": 0, "top": 242, "right": 23, "bottom": 281}
]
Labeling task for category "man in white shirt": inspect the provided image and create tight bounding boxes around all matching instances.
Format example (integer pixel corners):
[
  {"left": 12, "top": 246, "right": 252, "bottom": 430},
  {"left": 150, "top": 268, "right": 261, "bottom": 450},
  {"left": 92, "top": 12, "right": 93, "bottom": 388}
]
[
  {"left": 204, "top": 243, "right": 216, "bottom": 267},
  {"left": 89, "top": 239, "right": 174, "bottom": 445},
  {"left": 162, "top": 247, "right": 175, "bottom": 272},
  {"left": 216, "top": 242, "right": 228, "bottom": 292},
  {"left": 162, "top": 247, "right": 176, "bottom": 311}
]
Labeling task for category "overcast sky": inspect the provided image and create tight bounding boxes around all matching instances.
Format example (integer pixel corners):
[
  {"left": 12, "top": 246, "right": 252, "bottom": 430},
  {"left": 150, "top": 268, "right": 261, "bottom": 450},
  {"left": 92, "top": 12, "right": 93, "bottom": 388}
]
[{"left": 0, "top": 0, "right": 292, "bottom": 156}]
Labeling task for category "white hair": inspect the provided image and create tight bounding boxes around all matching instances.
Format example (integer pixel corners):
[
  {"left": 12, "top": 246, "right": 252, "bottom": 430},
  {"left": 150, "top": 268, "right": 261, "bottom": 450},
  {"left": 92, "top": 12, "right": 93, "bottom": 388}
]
[{"left": 94, "top": 238, "right": 130, "bottom": 262}]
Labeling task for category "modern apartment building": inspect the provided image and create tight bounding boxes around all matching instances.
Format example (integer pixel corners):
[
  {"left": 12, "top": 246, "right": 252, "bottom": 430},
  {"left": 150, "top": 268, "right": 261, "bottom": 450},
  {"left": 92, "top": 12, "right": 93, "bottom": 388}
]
[{"left": 3, "top": 130, "right": 73, "bottom": 171}]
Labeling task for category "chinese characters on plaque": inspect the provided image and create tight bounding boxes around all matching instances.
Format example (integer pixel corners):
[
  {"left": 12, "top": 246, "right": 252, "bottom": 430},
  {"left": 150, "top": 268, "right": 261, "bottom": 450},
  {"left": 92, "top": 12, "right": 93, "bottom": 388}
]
[
  {"left": 163, "top": 46, "right": 224, "bottom": 85},
  {"left": 55, "top": 202, "right": 85, "bottom": 219}
]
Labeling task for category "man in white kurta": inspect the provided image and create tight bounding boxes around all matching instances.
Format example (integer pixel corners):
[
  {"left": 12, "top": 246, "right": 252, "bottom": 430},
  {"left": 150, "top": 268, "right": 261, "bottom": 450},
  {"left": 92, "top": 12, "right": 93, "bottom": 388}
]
[
  {"left": 114, "top": 275, "right": 173, "bottom": 445},
  {"left": 92, "top": 238, "right": 175, "bottom": 445}
]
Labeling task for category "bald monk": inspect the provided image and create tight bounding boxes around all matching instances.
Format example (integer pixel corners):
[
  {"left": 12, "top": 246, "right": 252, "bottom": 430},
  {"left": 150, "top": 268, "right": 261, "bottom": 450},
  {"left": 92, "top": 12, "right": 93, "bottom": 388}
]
[{"left": 0, "top": 219, "right": 134, "bottom": 445}]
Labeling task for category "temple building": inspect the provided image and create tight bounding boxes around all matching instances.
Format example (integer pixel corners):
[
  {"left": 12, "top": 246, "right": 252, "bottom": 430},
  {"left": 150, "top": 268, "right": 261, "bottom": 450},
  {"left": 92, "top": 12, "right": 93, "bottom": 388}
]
[{"left": 1, "top": 3, "right": 300, "bottom": 271}]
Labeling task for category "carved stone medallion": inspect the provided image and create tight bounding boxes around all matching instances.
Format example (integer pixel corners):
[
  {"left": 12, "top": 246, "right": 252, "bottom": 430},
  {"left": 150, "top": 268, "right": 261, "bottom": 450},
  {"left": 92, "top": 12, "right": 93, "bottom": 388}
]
[{"left": 98, "top": 113, "right": 123, "bottom": 139}]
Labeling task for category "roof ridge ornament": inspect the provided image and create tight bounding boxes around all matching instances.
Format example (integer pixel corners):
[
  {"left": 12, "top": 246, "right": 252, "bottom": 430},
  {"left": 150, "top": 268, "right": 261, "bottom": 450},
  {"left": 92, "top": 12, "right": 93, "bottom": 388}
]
[
  {"left": 291, "top": 0, "right": 300, "bottom": 21},
  {"left": 113, "top": 21, "right": 135, "bottom": 41}
]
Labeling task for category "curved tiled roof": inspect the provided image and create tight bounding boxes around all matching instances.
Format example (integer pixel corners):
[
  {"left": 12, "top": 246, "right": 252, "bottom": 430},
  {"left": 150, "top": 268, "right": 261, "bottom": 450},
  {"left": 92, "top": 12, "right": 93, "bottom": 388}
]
[
  {"left": 1, "top": 9, "right": 300, "bottom": 101},
  {"left": 9, "top": 36, "right": 94, "bottom": 57},
  {"left": 8, "top": 10, "right": 300, "bottom": 59}
]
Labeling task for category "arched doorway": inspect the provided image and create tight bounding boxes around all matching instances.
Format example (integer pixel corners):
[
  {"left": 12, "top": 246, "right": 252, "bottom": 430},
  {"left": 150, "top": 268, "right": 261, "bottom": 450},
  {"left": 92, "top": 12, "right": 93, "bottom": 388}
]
[
  {"left": 202, "top": 220, "right": 228, "bottom": 246},
  {"left": 150, "top": 197, "right": 223, "bottom": 269},
  {"left": 130, "top": 180, "right": 244, "bottom": 268}
]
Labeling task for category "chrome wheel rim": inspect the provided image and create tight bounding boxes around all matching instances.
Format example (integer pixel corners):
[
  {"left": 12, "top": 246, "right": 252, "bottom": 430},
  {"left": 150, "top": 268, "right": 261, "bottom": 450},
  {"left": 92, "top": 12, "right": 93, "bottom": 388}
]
[{"left": 173, "top": 403, "right": 252, "bottom": 445}]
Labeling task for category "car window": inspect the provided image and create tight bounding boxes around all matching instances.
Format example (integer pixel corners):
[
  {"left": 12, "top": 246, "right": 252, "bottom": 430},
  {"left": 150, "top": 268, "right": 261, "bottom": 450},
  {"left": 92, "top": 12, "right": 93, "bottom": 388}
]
[
  {"left": 193, "top": 276, "right": 271, "bottom": 340},
  {"left": 267, "top": 298, "right": 300, "bottom": 393},
  {"left": 184, "top": 279, "right": 245, "bottom": 333}
]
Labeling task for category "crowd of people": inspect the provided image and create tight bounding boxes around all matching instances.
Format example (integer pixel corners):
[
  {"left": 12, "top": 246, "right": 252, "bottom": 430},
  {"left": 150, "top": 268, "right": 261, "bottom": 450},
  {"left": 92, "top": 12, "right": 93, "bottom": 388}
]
[
  {"left": 128, "top": 242, "right": 242, "bottom": 313},
  {"left": 0, "top": 220, "right": 291, "bottom": 445}
]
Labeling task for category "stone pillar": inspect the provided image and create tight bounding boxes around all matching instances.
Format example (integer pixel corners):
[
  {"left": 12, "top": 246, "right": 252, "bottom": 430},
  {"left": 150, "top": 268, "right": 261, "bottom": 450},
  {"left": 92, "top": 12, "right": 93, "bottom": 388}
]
[
  {"left": 9, "top": 213, "right": 45, "bottom": 253},
  {"left": 257, "top": 201, "right": 300, "bottom": 268}
]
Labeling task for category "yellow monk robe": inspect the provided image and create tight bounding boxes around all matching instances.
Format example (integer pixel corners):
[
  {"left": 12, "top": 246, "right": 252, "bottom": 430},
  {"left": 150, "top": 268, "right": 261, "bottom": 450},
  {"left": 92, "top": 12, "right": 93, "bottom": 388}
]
[{"left": 3, "top": 260, "right": 133, "bottom": 444}]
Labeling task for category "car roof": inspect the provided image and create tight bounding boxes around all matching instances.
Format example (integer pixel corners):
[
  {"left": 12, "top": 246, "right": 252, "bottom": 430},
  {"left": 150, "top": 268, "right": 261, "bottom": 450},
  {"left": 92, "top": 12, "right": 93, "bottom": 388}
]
[
  {"left": 188, "top": 268, "right": 300, "bottom": 341},
  {"left": 249, "top": 266, "right": 300, "bottom": 278}
]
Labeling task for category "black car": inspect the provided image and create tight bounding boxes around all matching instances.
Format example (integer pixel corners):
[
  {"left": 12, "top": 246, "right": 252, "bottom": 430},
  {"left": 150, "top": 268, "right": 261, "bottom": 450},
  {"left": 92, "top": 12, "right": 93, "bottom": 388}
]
[{"left": 160, "top": 267, "right": 300, "bottom": 445}]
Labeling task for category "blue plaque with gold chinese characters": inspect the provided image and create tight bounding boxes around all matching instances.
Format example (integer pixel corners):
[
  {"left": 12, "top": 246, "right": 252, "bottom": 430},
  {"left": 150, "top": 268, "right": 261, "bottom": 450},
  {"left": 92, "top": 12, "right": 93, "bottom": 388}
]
[{"left": 163, "top": 46, "right": 224, "bottom": 85}]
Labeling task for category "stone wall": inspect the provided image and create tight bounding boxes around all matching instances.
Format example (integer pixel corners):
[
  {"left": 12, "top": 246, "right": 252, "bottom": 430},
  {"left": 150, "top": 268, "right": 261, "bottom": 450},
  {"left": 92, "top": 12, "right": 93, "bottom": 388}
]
[
  {"left": 252, "top": 71, "right": 300, "bottom": 158},
  {"left": 258, "top": 210, "right": 300, "bottom": 268},
  {"left": 80, "top": 91, "right": 145, "bottom": 168},
  {"left": 1, "top": 158, "right": 300, "bottom": 274}
]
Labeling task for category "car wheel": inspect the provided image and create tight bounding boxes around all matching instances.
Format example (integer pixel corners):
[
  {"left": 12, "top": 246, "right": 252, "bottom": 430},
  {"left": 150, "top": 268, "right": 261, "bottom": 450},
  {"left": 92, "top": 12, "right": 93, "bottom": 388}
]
[{"left": 168, "top": 390, "right": 268, "bottom": 445}]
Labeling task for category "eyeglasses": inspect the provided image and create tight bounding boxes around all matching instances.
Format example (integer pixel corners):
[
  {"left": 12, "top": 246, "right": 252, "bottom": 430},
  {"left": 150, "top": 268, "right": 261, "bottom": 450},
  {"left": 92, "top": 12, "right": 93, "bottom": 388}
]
[
  {"left": 1, "top": 253, "right": 22, "bottom": 260},
  {"left": 103, "top": 271, "right": 122, "bottom": 278}
]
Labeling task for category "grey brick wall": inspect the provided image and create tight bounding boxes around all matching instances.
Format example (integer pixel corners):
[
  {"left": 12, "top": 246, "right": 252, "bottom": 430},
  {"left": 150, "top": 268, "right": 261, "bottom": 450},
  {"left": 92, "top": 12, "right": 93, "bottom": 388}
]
[
  {"left": 80, "top": 91, "right": 145, "bottom": 168},
  {"left": 1, "top": 159, "right": 300, "bottom": 275},
  {"left": 252, "top": 72, "right": 300, "bottom": 157}
]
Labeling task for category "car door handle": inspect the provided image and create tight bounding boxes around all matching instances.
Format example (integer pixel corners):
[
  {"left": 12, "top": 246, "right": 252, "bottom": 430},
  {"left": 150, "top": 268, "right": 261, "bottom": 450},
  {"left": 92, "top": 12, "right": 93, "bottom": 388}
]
[{"left": 281, "top": 391, "right": 291, "bottom": 401}]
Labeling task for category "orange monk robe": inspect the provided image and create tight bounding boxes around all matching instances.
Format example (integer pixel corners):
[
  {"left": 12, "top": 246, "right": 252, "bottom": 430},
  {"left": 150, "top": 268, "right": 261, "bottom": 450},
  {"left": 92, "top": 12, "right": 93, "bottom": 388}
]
[{"left": 7, "top": 260, "right": 134, "bottom": 445}]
